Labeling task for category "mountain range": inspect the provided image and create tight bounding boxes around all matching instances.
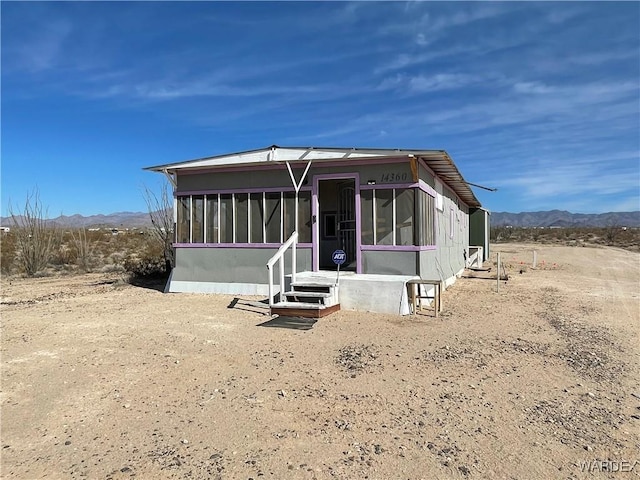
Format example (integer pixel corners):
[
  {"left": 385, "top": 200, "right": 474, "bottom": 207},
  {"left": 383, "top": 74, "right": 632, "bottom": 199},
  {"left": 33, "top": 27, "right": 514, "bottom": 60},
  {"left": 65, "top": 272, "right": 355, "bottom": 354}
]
[
  {"left": 2, "top": 210, "right": 639, "bottom": 229},
  {"left": 1, "top": 211, "right": 153, "bottom": 229},
  {"left": 490, "top": 210, "right": 640, "bottom": 228}
]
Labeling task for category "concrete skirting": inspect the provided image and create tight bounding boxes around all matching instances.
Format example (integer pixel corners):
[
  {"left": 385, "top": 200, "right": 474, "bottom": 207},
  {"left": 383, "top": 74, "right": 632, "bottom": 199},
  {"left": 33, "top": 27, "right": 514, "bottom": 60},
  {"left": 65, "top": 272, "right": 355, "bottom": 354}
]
[
  {"left": 168, "top": 270, "right": 462, "bottom": 316},
  {"left": 168, "top": 280, "right": 270, "bottom": 296}
]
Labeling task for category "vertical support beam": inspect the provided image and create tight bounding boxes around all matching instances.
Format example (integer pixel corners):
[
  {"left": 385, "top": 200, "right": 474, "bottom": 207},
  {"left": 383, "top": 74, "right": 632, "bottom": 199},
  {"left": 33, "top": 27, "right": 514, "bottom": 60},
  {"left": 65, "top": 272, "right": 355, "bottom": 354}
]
[
  {"left": 295, "top": 192, "right": 299, "bottom": 234},
  {"left": 262, "top": 193, "right": 266, "bottom": 243},
  {"left": 279, "top": 257, "right": 285, "bottom": 302},
  {"left": 189, "top": 195, "right": 193, "bottom": 243},
  {"left": 291, "top": 234, "right": 297, "bottom": 285},
  {"left": 280, "top": 191, "right": 284, "bottom": 243},
  {"left": 203, "top": 195, "right": 207, "bottom": 243},
  {"left": 497, "top": 252, "right": 501, "bottom": 293},
  {"left": 217, "top": 194, "right": 221, "bottom": 244},
  {"left": 173, "top": 197, "right": 178, "bottom": 243}
]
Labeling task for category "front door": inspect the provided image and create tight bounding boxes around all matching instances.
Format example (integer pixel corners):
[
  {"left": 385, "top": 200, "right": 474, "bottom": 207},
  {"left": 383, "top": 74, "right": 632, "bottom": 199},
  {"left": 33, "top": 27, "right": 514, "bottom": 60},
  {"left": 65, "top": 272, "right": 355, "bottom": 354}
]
[
  {"left": 337, "top": 181, "right": 356, "bottom": 269},
  {"left": 315, "top": 176, "right": 359, "bottom": 272}
]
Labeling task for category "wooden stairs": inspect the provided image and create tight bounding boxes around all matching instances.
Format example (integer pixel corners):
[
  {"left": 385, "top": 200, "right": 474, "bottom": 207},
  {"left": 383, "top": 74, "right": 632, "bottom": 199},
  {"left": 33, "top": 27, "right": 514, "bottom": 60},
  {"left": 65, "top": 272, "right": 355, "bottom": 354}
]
[{"left": 270, "top": 281, "right": 340, "bottom": 318}]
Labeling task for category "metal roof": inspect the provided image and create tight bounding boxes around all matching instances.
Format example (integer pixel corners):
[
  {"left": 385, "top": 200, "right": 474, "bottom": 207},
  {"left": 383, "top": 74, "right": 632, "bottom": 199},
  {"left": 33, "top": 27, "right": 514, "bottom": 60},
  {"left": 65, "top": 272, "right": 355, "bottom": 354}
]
[{"left": 145, "top": 145, "right": 481, "bottom": 207}]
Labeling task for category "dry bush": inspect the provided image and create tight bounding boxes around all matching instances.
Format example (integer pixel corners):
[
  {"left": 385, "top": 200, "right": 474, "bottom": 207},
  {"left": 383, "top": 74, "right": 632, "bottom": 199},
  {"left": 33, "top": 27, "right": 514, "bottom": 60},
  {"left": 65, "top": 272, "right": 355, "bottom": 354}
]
[
  {"left": 8, "top": 190, "right": 62, "bottom": 276},
  {"left": 0, "top": 223, "right": 164, "bottom": 276},
  {"left": 123, "top": 235, "right": 170, "bottom": 280},
  {"left": 142, "top": 182, "right": 174, "bottom": 272},
  {"left": 70, "top": 227, "right": 94, "bottom": 272},
  {"left": 491, "top": 226, "right": 640, "bottom": 251},
  {"left": 1, "top": 231, "right": 17, "bottom": 275}
]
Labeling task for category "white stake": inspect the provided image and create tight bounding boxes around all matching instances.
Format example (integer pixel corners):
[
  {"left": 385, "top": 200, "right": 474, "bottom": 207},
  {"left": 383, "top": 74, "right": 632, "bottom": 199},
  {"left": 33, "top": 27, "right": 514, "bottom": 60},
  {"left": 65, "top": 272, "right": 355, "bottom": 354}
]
[{"left": 497, "top": 252, "right": 501, "bottom": 293}]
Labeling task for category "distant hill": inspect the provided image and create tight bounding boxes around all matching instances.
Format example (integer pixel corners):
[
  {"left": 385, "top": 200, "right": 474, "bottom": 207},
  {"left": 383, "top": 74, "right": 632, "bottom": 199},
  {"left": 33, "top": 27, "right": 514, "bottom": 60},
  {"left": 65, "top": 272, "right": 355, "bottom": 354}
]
[
  {"left": 3, "top": 209, "right": 639, "bottom": 229},
  {"left": 491, "top": 210, "right": 640, "bottom": 228},
  {"left": 1, "top": 211, "right": 154, "bottom": 229}
]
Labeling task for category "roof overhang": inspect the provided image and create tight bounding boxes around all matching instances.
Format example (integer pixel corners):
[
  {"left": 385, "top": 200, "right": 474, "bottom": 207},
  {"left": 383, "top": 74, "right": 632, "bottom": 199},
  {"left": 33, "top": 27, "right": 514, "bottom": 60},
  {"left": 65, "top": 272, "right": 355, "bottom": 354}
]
[{"left": 145, "top": 145, "right": 481, "bottom": 208}]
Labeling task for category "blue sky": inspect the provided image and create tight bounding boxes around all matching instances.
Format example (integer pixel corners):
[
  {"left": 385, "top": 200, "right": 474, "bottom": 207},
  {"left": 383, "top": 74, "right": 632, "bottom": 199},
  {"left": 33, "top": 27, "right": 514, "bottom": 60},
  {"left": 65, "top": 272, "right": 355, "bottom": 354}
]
[{"left": 2, "top": 1, "right": 639, "bottom": 217}]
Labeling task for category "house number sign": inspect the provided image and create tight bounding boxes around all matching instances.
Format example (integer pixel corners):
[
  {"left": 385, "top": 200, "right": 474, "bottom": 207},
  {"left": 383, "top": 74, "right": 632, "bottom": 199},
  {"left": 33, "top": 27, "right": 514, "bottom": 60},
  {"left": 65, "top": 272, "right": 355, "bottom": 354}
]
[{"left": 379, "top": 172, "right": 409, "bottom": 183}]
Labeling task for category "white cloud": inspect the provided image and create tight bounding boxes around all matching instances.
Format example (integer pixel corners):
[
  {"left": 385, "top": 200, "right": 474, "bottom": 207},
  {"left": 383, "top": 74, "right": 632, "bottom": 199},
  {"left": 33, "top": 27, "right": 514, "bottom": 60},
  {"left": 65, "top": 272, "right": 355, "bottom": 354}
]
[
  {"left": 415, "top": 33, "right": 428, "bottom": 46},
  {"left": 377, "top": 72, "right": 490, "bottom": 94},
  {"left": 6, "top": 19, "right": 73, "bottom": 73},
  {"left": 408, "top": 73, "right": 477, "bottom": 92},
  {"left": 546, "top": 7, "right": 584, "bottom": 25},
  {"left": 513, "top": 82, "right": 555, "bottom": 94}
]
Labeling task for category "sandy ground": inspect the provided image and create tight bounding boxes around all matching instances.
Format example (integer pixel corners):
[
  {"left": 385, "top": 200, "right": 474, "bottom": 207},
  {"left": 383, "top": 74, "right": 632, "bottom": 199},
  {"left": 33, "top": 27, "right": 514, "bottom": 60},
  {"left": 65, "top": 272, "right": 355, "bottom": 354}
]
[{"left": 1, "top": 243, "right": 639, "bottom": 480}]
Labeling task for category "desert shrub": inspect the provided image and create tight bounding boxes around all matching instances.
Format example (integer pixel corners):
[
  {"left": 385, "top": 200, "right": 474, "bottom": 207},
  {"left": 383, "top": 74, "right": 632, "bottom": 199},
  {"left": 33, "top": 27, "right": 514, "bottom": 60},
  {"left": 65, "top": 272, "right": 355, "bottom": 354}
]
[
  {"left": 70, "top": 227, "right": 94, "bottom": 272},
  {"left": 603, "top": 224, "right": 622, "bottom": 245},
  {"left": 490, "top": 226, "right": 640, "bottom": 251},
  {"left": 123, "top": 238, "right": 169, "bottom": 279},
  {"left": 100, "top": 263, "right": 126, "bottom": 274},
  {"left": 491, "top": 226, "right": 514, "bottom": 242},
  {"left": 143, "top": 182, "right": 174, "bottom": 272},
  {"left": 0, "top": 231, "right": 16, "bottom": 275},
  {"left": 50, "top": 243, "right": 77, "bottom": 266},
  {"left": 8, "top": 190, "right": 61, "bottom": 276}
]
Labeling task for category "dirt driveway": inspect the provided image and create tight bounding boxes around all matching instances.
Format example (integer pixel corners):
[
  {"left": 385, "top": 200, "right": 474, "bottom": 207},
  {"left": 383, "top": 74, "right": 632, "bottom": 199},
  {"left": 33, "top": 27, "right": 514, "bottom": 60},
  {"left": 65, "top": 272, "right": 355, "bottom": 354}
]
[{"left": 1, "top": 243, "right": 639, "bottom": 479}]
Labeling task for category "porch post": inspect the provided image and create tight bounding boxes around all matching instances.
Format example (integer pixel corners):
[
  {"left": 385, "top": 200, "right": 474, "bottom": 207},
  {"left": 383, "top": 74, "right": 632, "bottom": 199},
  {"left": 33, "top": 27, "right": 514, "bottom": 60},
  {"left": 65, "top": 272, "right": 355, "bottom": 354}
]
[{"left": 285, "top": 159, "right": 313, "bottom": 234}]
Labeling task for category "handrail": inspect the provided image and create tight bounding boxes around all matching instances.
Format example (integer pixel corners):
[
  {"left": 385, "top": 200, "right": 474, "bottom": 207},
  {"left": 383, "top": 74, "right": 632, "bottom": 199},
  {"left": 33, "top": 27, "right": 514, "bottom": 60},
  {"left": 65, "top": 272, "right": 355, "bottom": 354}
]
[{"left": 267, "top": 231, "right": 298, "bottom": 307}]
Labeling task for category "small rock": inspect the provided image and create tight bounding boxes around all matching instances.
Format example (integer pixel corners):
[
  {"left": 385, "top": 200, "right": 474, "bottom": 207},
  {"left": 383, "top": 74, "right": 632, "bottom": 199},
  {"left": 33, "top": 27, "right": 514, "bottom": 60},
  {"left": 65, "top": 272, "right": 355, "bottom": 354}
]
[
  {"left": 64, "top": 440, "right": 71, "bottom": 446},
  {"left": 181, "top": 439, "right": 189, "bottom": 444},
  {"left": 123, "top": 404, "right": 130, "bottom": 409},
  {"left": 584, "top": 445, "right": 593, "bottom": 452},
  {"left": 120, "top": 466, "right": 131, "bottom": 473},
  {"left": 278, "top": 390, "right": 287, "bottom": 397}
]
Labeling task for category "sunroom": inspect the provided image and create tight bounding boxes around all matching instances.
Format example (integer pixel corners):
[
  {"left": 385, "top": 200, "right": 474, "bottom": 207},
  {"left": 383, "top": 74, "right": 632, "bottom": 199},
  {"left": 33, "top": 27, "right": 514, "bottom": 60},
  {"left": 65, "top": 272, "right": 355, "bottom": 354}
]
[{"left": 145, "top": 146, "right": 481, "bottom": 300}]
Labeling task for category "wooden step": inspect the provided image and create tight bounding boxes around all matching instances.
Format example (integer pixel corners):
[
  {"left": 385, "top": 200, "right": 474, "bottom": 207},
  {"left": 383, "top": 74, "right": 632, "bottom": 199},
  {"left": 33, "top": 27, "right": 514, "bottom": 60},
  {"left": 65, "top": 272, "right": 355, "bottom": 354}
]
[
  {"left": 283, "top": 291, "right": 332, "bottom": 305},
  {"left": 283, "top": 290, "right": 332, "bottom": 299},
  {"left": 290, "top": 282, "right": 335, "bottom": 292}
]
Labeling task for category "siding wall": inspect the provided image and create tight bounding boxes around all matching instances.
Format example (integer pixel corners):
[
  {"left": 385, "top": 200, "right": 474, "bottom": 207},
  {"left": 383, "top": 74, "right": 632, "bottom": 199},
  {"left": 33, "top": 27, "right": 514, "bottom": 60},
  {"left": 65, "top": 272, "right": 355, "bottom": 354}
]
[
  {"left": 418, "top": 182, "right": 469, "bottom": 284},
  {"left": 176, "top": 160, "right": 414, "bottom": 193},
  {"left": 170, "top": 247, "right": 312, "bottom": 292}
]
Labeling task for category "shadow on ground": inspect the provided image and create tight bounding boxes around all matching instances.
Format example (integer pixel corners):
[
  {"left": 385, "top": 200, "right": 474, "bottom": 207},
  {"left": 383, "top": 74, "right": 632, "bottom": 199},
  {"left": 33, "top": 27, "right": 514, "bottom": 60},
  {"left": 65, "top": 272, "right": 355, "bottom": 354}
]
[
  {"left": 127, "top": 275, "right": 168, "bottom": 293},
  {"left": 228, "top": 297, "right": 271, "bottom": 316},
  {"left": 257, "top": 316, "right": 317, "bottom": 330}
]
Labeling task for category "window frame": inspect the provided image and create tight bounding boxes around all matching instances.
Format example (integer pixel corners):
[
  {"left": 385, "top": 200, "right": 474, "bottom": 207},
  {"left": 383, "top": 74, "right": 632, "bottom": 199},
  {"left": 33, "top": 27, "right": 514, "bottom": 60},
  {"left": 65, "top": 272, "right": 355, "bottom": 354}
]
[
  {"left": 360, "top": 184, "right": 436, "bottom": 250},
  {"left": 174, "top": 188, "right": 312, "bottom": 247}
]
